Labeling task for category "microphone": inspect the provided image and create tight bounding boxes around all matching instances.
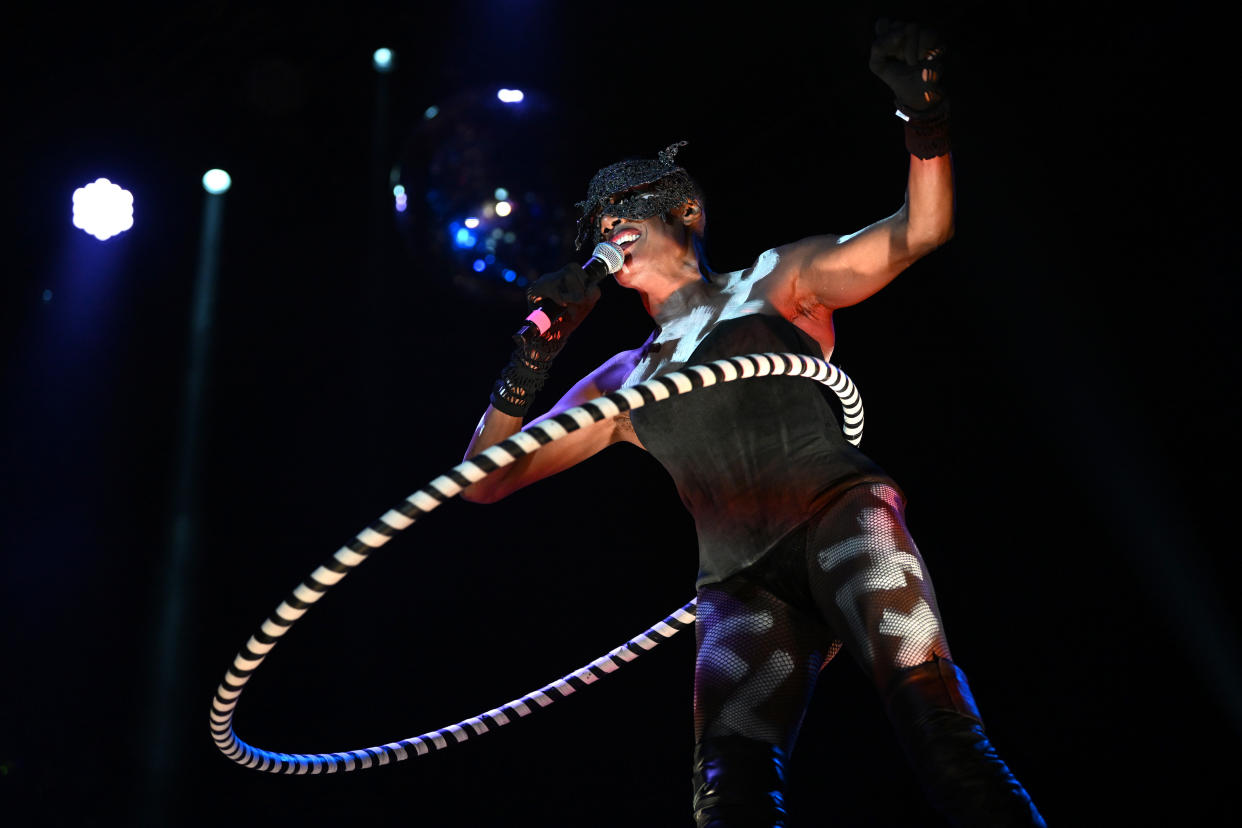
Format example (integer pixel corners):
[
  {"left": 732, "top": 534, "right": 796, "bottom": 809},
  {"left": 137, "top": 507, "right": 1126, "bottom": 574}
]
[{"left": 521, "top": 241, "right": 625, "bottom": 337}]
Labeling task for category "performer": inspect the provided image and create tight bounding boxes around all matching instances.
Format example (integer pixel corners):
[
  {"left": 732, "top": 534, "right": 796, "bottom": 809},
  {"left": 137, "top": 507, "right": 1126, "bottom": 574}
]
[{"left": 462, "top": 20, "right": 1045, "bottom": 828}]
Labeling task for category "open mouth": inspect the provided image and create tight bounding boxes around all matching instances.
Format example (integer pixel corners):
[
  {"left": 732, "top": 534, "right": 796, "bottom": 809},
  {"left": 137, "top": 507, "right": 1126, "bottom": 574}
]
[{"left": 609, "top": 228, "right": 641, "bottom": 254}]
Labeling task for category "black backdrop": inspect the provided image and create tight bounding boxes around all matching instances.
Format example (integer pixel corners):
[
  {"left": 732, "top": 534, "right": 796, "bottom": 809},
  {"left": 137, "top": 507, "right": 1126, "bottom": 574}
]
[{"left": 3, "top": 3, "right": 1236, "bottom": 826}]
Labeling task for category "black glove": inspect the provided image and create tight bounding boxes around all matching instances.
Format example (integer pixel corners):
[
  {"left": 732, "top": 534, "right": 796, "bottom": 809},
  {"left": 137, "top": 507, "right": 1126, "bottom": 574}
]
[
  {"left": 526, "top": 261, "right": 602, "bottom": 311},
  {"left": 489, "top": 264, "right": 602, "bottom": 417},
  {"left": 869, "top": 18, "right": 947, "bottom": 115},
  {"left": 869, "top": 19, "right": 950, "bottom": 159}
]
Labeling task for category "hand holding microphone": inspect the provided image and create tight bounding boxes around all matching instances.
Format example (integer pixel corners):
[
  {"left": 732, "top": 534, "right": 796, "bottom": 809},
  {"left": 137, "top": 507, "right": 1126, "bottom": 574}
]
[
  {"left": 491, "top": 242, "right": 625, "bottom": 418},
  {"left": 520, "top": 241, "right": 625, "bottom": 341}
]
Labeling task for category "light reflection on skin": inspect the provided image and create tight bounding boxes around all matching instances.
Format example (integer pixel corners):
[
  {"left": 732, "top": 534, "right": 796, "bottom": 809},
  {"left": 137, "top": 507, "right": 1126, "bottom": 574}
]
[
  {"left": 622, "top": 250, "right": 779, "bottom": 387},
  {"left": 599, "top": 204, "right": 786, "bottom": 388}
]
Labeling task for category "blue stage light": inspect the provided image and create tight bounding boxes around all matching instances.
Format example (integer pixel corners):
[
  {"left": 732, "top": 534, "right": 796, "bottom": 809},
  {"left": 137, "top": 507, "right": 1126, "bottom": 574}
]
[{"left": 453, "top": 225, "right": 477, "bottom": 248}]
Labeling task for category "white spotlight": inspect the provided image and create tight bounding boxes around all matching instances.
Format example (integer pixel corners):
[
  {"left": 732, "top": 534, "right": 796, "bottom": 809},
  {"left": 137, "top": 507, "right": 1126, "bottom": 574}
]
[
  {"left": 373, "top": 48, "right": 395, "bottom": 73},
  {"left": 496, "top": 88, "right": 524, "bottom": 103},
  {"left": 202, "top": 169, "right": 232, "bottom": 194},
  {"left": 72, "top": 178, "right": 134, "bottom": 241}
]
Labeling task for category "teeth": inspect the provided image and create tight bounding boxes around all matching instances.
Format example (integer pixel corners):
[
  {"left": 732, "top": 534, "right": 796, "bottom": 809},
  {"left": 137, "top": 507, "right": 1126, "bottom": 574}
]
[{"left": 613, "top": 232, "right": 640, "bottom": 245}]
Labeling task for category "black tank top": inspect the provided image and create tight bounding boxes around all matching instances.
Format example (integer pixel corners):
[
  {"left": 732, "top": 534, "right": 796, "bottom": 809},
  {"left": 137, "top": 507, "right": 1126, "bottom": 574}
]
[{"left": 629, "top": 314, "right": 894, "bottom": 587}]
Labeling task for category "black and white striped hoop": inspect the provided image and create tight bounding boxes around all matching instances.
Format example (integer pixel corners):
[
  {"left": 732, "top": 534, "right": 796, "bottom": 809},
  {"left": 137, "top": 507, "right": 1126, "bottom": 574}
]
[{"left": 211, "top": 351, "right": 863, "bottom": 774}]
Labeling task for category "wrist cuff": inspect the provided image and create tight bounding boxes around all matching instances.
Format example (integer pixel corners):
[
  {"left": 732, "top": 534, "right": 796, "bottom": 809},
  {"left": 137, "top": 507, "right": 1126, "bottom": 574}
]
[
  {"left": 490, "top": 349, "right": 552, "bottom": 418},
  {"left": 489, "top": 387, "right": 531, "bottom": 418},
  {"left": 898, "top": 104, "right": 951, "bottom": 160}
]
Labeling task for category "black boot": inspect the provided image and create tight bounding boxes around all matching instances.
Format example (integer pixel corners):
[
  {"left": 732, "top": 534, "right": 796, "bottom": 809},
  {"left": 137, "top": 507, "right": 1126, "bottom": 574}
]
[
  {"left": 692, "top": 735, "right": 789, "bottom": 827},
  {"left": 886, "top": 656, "right": 1047, "bottom": 827}
]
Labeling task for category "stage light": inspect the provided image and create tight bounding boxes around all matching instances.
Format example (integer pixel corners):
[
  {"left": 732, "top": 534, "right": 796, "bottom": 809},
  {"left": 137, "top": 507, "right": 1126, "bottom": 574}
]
[
  {"left": 451, "top": 223, "right": 477, "bottom": 249},
  {"left": 472, "top": 259, "right": 486, "bottom": 272},
  {"left": 494, "top": 187, "right": 509, "bottom": 200},
  {"left": 72, "top": 178, "right": 134, "bottom": 241},
  {"left": 201, "top": 169, "right": 231, "bottom": 194},
  {"left": 424, "top": 105, "right": 439, "bottom": 120},
  {"left": 372, "top": 48, "right": 394, "bottom": 72},
  {"left": 494, "top": 200, "right": 512, "bottom": 217},
  {"left": 393, "top": 184, "right": 408, "bottom": 213},
  {"left": 464, "top": 217, "right": 480, "bottom": 229},
  {"left": 496, "top": 88, "right": 524, "bottom": 103},
  {"left": 502, "top": 269, "right": 516, "bottom": 282}
]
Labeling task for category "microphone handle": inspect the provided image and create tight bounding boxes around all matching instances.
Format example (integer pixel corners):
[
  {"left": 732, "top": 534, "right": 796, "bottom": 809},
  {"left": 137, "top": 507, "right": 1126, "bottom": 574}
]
[{"left": 519, "top": 255, "right": 616, "bottom": 340}]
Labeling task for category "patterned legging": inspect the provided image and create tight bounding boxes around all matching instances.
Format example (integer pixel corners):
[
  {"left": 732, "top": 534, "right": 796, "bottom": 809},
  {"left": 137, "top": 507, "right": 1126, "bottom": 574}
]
[
  {"left": 691, "top": 482, "right": 1045, "bottom": 827},
  {"left": 694, "top": 482, "right": 949, "bottom": 750}
]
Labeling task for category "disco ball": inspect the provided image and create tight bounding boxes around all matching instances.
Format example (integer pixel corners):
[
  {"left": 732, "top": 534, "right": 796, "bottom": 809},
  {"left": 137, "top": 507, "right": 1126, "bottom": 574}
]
[{"left": 393, "top": 86, "right": 581, "bottom": 304}]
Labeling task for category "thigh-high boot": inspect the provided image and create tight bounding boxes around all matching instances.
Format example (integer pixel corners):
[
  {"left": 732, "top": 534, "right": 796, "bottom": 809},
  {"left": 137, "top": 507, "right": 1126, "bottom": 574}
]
[{"left": 886, "top": 656, "right": 1046, "bottom": 827}]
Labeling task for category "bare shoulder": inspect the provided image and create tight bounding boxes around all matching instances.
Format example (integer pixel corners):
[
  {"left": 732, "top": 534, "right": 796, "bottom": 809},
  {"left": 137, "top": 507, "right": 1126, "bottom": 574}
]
[
  {"left": 573, "top": 345, "right": 646, "bottom": 447},
  {"left": 751, "top": 239, "right": 843, "bottom": 358},
  {"left": 770, "top": 235, "right": 843, "bottom": 283},
  {"left": 590, "top": 345, "right": 646, "bottom": 394},
  {"left": 772, "top": 234, "right": 845, "bottom": 262},
  {"left": 542, "top": 345, "right": 644, "bottom": 415},
  {"left": 726, "top": 238, "right": 837, "bottom": 302}
]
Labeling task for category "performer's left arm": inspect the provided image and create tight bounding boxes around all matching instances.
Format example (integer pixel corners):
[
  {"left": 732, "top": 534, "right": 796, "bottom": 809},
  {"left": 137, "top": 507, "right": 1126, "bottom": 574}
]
[
  {"left": 775, "top": 152, "right": 954, "bottom": 311},
  {"left": 768, "top": 18, "right": 955, "bottom": 312}
]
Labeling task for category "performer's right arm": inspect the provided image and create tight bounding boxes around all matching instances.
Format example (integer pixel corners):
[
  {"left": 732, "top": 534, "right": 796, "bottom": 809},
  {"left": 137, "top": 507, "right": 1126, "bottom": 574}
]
[
  {"left": 460, "top": 349, "right": 637, "bottom": 503},
  {"left": 459, "top": 262, "right": 634, "bottom": 503}
]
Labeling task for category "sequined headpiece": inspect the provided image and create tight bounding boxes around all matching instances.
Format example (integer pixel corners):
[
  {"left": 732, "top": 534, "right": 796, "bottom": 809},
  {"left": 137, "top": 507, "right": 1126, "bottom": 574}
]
[{"left": 574, "top": 141, "right": 697, "bottom": 250}]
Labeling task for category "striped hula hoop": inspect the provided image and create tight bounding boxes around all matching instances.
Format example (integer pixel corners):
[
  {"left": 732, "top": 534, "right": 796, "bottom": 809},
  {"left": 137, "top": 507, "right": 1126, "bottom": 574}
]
[{"left": 211, "top": 351, "right": 863, "bottom": 774}]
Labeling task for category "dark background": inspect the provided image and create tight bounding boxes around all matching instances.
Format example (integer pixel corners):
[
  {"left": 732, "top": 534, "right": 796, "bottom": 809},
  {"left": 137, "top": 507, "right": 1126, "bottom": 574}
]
[{"left": 2, "top": 2, "right": 1236, "bottom": 826}]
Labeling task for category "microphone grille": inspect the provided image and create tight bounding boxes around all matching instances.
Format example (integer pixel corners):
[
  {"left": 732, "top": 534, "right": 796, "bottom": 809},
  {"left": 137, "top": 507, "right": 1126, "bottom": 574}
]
[{"left": 592, "top": 241, "right": 625, "bottom": 274}]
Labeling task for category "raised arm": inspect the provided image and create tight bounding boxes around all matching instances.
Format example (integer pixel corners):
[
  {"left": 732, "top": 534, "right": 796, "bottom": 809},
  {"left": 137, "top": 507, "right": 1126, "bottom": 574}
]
[
  {"left": 771, "top": 20, "right": 956, "bottom": 313},
  {"left": 778, "top": 153, "right": 953, "bottom": 314}
]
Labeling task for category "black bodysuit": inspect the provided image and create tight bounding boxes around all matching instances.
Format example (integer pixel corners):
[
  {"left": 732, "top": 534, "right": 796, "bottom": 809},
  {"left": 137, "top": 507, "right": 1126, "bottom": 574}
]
[{"left": 628, "top": 313, "right": 893, "bottom": 587}]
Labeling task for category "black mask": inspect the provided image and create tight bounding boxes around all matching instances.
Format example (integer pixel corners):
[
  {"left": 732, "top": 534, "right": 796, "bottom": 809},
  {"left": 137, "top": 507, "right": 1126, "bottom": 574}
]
[{"left": 574, "top": 141, "right": 697, "bottom": 250}]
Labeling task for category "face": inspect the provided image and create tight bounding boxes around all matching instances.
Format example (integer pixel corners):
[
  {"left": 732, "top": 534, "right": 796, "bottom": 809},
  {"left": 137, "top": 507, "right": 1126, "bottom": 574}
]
[
  {"left": 598, "top": 203, "right": 697, "bottom": 287},
  {"left": 597, "top": 195, "right": 703, "bottom": 287}
]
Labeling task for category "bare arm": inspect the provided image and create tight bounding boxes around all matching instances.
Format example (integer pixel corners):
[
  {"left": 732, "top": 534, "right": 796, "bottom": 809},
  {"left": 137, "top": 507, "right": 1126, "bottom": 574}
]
[
  {"left": 772, "top": 151, "right": 954, "bottom": 313},
  {"left": 460, "top": 349, "right": 639, "bottom": 503},
  {"left": 763, "top": 18, "right": 955, "bottom": 315}
]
